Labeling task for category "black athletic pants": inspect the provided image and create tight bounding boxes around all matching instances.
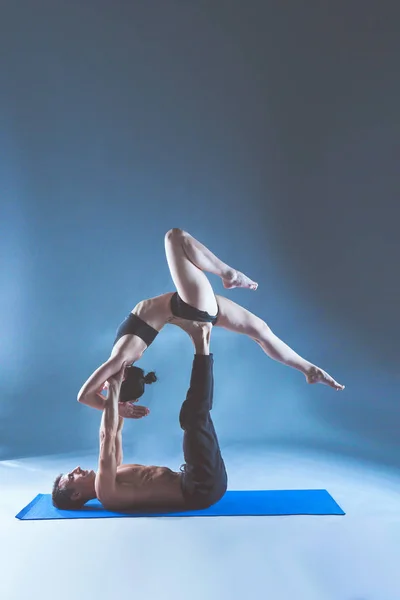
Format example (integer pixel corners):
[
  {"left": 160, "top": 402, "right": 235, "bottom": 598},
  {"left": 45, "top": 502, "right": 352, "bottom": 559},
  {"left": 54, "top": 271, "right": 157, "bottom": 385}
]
[{"left": 179, "top": 354, "right": 227, "bottom": 510}]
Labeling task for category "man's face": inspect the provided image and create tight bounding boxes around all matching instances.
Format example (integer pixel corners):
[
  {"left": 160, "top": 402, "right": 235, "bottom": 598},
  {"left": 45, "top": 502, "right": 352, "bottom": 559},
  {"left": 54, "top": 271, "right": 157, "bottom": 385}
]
[{"left": 59, "top": 466, "right": 96, "bottom": 501}]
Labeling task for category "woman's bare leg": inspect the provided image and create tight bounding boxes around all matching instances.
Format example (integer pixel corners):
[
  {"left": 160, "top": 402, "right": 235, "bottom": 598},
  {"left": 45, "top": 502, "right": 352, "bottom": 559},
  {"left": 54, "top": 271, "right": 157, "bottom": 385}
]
[
  {"left": 215, "top": 295, "right": 344, "bottom": 390},
  {"left": 164, "top": 228, "right": 258, "bottom": 314}
]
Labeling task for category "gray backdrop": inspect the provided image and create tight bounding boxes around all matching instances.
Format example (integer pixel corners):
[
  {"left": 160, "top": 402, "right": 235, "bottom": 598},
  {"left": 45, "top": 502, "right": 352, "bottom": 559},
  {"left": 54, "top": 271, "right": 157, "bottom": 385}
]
[{"left": 1, "top": 1, "right": 399, "bottom": 468}]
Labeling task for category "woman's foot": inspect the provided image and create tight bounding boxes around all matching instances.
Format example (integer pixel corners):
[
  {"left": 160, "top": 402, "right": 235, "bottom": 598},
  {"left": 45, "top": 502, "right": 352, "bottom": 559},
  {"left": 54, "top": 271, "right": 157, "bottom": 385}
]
[
  {"left": 305, "top": 366, "right": 345, "bottom": 391},
  {"left": 223, "top": 269, "right": 258, "bottom": 291}
]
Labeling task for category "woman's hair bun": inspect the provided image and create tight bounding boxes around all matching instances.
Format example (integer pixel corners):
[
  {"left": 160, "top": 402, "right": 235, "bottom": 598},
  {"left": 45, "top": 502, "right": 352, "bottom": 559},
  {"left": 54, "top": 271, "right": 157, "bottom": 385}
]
[{"left": 144, "top": 371, "right": 157, "bottom": 385}]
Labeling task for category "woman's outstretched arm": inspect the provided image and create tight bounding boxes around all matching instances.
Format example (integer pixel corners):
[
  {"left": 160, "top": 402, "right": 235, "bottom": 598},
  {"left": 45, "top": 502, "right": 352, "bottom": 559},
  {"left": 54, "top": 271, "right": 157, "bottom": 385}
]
[{"left": 77, "top": 356, "right": 125, "bottom": 409}]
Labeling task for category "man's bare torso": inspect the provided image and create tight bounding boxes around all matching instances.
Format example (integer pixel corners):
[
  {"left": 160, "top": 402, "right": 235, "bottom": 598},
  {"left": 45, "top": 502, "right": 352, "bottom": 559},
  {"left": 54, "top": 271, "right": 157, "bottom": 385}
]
[{"left": 96, "top": 463, "right": 186, "bottom": 512}]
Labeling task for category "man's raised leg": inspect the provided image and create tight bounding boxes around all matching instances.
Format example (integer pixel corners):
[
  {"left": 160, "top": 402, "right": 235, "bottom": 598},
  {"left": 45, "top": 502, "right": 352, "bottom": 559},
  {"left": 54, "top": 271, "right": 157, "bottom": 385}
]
[{"left": 178, "top": 322, "right": 227, "bottom": 509}]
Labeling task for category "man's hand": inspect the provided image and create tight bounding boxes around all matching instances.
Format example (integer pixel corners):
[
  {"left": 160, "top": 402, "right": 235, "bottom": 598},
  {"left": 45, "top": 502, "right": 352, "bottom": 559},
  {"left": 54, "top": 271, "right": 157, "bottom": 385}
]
[{"left": 118, "top": 400, "right": 150, "bottom": 420}]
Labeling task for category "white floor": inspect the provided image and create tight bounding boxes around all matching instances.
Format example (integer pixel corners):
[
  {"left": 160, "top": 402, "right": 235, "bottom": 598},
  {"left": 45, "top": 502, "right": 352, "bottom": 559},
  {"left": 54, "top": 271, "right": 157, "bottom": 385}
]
[{"left": 1, "top": 448, "right": 400, "bottom": 600}]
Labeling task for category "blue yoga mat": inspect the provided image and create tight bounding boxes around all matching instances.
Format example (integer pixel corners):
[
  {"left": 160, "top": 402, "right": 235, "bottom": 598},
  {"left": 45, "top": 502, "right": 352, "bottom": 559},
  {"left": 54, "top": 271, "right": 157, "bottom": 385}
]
[{"left": 16, "top": 489, "right": 344, "bottom": 520}]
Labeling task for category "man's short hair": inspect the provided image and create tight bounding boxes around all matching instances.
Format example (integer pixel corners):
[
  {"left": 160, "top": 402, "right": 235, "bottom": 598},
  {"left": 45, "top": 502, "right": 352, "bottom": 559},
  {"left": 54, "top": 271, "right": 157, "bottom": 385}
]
[{"left": 51, "top": 474, "right": 85, "bottom": 510}]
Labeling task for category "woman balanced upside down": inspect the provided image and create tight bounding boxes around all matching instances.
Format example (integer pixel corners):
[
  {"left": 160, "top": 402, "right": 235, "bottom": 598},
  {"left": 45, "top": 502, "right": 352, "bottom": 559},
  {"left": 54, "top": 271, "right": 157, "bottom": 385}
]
[{"left": 77, "top": 227, "right": 344, "bottom": 417}]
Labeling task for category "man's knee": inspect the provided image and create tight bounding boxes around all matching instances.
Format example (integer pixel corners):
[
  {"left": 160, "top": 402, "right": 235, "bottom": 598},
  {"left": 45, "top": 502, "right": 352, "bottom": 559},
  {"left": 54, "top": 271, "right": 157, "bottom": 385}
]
[
  {"left": 179, "top": 403, "right": 189, "bottom": 429},
  {"left": 179, "top": 402, "right": 207, "bottom": 429}
]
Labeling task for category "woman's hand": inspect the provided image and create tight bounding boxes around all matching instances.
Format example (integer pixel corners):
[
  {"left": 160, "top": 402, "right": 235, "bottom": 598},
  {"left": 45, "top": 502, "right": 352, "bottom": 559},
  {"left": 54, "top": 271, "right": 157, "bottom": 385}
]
[{"left": 118, "top": 399, "right": 150, "bottom": 419}]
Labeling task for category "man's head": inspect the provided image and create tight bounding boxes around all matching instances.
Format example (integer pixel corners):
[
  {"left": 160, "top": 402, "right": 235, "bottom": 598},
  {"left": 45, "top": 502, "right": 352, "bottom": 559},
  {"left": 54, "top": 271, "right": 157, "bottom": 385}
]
[
  {"left": 119, "top": 366, "right": 157, "bottom": 403},
  {"left": 52, "top": 466, "right": 96, "bottom": 510}
]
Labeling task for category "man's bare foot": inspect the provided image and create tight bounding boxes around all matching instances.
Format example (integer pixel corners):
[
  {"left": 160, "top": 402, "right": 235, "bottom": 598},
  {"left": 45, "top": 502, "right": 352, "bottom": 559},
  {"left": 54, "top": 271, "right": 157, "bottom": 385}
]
[
  {"left": 306, "top": 366, "right": 345, "bottom": 391},
  {"left": 223, "top": 269, "right": 258, "bottom": 291},
  {"left": 173, "top": 320, "right": 212, "bottom": 354},
  {"left": 173, "top": 319, "right": 212, "bottom": 341}
]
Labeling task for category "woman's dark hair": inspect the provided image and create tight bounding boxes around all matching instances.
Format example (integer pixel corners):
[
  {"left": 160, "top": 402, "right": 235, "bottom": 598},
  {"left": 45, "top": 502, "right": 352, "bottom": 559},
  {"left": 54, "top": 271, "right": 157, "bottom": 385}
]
[{"left": 119, "top": 366, "right": 157, "bottom": 403}]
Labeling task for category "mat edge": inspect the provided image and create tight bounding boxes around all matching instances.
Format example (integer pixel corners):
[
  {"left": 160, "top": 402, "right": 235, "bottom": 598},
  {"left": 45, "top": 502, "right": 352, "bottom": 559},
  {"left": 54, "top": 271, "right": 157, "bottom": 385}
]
[{"left": 15, "top": 493, "right": 44, "bottom": 520}]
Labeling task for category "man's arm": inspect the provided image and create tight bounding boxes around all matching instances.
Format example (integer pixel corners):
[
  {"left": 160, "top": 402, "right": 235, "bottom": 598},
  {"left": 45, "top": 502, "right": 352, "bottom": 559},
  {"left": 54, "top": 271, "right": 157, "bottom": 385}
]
[
  {"left": 96, "top": 372, "right": 124, "bottom": 500},
  {"left": 115, "top": 417, "right": 124, "bottom": 467}
]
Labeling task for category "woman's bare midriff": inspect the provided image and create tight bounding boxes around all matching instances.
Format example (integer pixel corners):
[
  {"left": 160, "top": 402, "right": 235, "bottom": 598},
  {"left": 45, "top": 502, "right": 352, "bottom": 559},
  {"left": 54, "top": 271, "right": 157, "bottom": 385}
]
[
  {"left": 110, "top": 293, "right": 175, "bottom": 363},
  {"left": 132, "top": 293, "right": 176, "bottom": 331}
]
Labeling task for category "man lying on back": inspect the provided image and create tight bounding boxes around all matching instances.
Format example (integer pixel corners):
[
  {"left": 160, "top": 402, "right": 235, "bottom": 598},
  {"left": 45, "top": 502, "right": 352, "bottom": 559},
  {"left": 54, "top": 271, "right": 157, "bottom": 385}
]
[{"left": 52, "top": 321, "right": 227, "bottom": 512}]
